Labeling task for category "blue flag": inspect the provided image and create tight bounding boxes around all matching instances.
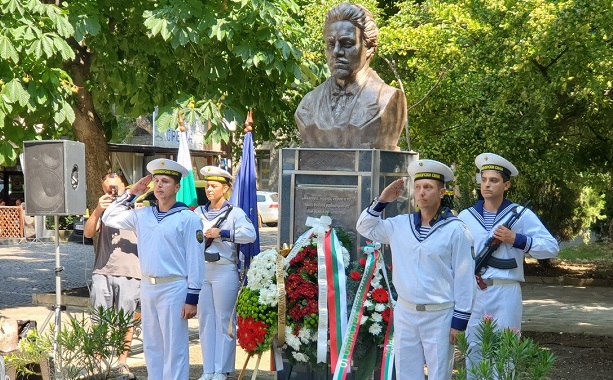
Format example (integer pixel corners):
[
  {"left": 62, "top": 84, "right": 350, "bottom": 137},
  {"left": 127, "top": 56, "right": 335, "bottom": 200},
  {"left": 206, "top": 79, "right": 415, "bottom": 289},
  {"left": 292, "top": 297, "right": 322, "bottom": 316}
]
[{"left": 230, "top": 131, "right": 260, "bottom": 269}]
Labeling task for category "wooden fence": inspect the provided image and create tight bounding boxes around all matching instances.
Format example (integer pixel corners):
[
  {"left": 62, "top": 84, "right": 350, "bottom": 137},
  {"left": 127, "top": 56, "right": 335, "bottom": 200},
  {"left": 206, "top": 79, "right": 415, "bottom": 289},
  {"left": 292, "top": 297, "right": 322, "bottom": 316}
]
[{"left": 0, "top": 206, "right": 24, "bottom": 238}]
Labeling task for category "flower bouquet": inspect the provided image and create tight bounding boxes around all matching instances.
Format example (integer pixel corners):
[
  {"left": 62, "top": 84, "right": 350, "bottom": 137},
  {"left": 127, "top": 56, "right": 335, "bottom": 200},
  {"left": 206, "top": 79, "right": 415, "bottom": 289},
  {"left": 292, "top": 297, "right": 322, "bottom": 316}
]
[
  {"left": 282, "top": 216, "right": 351, "bottom": 372},
  {"left": 236, "top": 248, "right": 282, "bottom": 355},
  {"left": 345, "top": 251, "right": 396, "bottom": 380},
  {"left": 283, "top": 239, "right": 321, "bottom": 366}
]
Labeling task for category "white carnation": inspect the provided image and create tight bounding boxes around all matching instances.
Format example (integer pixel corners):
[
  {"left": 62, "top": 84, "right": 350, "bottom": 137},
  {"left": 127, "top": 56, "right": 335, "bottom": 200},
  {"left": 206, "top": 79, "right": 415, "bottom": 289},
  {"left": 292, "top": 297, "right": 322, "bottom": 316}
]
[
  {"left": 360, "top": 315, "right": 368, "bottom": 325},
  {"left": 369, "top": 323, "right": 382, "bottom": 335},
  {"left": 374, "top": 303, "right": 386, "bottom": 312},
  {"left": 298, "top": 327, "right": 313, "bottom": 343},
  {"left": 247, "top": 248, "right": 278, "bottom": 291},
  {"left": 258, "top": 286, "right": 279, "bottom": 307},
  {"left": 363, "top": 299, "right": 373, "bottom": 308},
  {"left": 284, "top": 326, "right": 301, "bottom": 351},
  {"left": 341, "top": 246, "right": 350, "bottom": 268},
  {"left": 293, "top": 352, "right": 308, "bottom": 362},
  {"left": 371, "top": 312, "right": 382, "bottom": 322}
]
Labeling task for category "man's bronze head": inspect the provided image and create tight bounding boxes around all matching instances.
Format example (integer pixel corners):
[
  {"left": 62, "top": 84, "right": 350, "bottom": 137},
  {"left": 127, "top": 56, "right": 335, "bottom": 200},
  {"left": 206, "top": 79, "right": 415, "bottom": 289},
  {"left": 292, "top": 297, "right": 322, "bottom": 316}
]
[{"left": 324, "top": 3, "right": 379, "bottom": 81}]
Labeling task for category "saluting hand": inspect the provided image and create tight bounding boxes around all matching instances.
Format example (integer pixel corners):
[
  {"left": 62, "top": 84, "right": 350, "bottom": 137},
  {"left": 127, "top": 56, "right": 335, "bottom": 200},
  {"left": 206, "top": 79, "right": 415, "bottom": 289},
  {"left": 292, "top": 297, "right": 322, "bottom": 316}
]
[
  {"left": 129, "top": 175, "right": 152, "bottom": 196},
  {"left": 378, "top": 178, "right": 405, "bottom": 202}
]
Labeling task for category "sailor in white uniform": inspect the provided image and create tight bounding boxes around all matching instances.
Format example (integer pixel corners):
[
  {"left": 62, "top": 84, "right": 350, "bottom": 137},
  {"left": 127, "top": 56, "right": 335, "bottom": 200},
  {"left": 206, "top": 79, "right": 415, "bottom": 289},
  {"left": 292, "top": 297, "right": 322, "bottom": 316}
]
[
  {"left": 102, "top": 158, "right": 205, "bottom": 380},
  {"left": 195, "top": 166, "right": 257, "bottom": 380},
  {"left": 356, "top": 159, "right": 475, "bottom": 380},
  {"left": 457, "top": 153, "right": 559, "bottom": 377}
]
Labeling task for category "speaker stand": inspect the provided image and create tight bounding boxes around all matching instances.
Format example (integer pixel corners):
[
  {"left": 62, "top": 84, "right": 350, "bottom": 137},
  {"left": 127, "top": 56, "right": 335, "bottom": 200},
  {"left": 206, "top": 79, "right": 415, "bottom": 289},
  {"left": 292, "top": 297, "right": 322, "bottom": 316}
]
[
  {"left": 18, "top": 215, "right": 48, "bottom": 247},
  {"left": 38, "top": 216, "right": 72, "bottom": 379},
  {"left": 18, "top": 237, "right": 48, "bottom": 247}
]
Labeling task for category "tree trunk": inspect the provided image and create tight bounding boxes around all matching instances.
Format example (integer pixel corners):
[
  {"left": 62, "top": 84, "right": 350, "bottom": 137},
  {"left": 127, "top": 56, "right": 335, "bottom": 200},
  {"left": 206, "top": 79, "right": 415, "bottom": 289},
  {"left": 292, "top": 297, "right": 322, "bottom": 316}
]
[{"left": 66, "top": 46, "right": 111, "bottom": 214}]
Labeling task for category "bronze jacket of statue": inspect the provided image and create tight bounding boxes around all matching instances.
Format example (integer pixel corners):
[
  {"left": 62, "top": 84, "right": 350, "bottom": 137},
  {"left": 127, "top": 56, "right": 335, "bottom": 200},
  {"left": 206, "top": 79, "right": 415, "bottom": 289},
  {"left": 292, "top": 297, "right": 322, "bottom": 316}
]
[{"left": 295, "top": 68, "right": 407, "bottom": 150}]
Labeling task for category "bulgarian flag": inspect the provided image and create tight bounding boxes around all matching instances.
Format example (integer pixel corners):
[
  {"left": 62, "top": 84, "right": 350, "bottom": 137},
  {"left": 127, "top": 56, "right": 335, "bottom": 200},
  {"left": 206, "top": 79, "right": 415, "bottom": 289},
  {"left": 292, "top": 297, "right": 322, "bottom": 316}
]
[{"left": 176, "top": 113, "right": 198, "bottom": 207}]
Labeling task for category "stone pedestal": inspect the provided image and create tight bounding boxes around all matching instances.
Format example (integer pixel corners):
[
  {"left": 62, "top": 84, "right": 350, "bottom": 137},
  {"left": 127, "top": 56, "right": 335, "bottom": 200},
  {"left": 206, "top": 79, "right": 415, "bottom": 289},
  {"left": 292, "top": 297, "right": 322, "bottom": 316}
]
[{"left": 279, "top": 148, "right": 418, "bottom": 259}]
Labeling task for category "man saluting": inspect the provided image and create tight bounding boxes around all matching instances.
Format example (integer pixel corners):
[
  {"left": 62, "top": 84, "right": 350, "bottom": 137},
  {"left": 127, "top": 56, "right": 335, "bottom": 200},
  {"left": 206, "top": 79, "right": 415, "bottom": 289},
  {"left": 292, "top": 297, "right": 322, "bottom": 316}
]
[
  {"left": 103, "top": 158, "right": 205, "bottom": 380},
  {"left": 356, "top": 159, "right": 475, "bottom": 380}
]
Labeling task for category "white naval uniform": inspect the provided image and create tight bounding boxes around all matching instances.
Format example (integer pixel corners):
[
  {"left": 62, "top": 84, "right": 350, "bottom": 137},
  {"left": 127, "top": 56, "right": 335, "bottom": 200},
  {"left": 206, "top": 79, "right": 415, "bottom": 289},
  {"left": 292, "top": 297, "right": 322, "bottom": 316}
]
[
  {"left": 194, "top": 202, "right": 257, "bottom": 375},
  {"left": 458, "top": 199, "right": 559, "bottom": 377},
  {"left": 103, "top": 193, "right": 205, "bottom": 380},
  {"left": 356, "top": 204, "right": 475, "bottom": 380}
]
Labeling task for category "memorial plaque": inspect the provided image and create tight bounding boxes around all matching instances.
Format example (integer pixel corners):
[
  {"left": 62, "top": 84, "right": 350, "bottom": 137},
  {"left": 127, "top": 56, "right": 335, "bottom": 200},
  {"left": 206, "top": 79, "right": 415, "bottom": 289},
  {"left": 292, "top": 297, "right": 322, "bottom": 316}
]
[{"left": 293, "top": 187, "right": 359, "bottom": 243}]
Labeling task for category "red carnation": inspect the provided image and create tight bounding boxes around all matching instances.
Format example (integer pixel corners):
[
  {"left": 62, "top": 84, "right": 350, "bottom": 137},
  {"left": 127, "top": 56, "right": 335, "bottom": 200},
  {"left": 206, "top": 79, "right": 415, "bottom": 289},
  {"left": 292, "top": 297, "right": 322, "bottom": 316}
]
[
  {"left": 350, "top": 271, "right": 361, "bottom": 281},
  {"left": 359, "top": 258, "right": 367, "bottom": 266},
  {"left": 302, "top": 259, "right": 318, "bottom": 275},
  {"left": 371, "top": 288, "right": 389, "bottom": 303},
  {"left": 237, "top": 316, "right": 269, "bottom": 353},
  {"left": 381, "top": 307, "right": 392, "bottom": 322},
  {"left": 289, "top": 250, "right": 307, "bottom": 266}
]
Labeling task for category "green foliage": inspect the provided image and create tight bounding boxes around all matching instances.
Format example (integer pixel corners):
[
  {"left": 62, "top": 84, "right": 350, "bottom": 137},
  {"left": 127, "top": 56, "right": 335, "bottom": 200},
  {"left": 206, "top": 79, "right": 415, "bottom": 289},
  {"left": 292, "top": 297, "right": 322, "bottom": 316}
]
[
  {"left": 4, "top": 307, "right": 133, "bottom": 380},
  {"left": 559, "top": 241, "right": 613, "bottom": 262},
  {"left": 4, "top": 329, "right": 52, "bottom": 378},
  {"left": 45, "top": 215, "right": 75, "bottom": 230},
  {"left": 58, "top": 306, "right": 134, "bottom": 379},
  {"left": 455, "top": 317, "right": 556, "bottom": 379},
  {"left": 137, "top": 0, "right": 318, "bottom": 146},
  {"left": 382, "top": 0, "right": 613, "bottom": 240},
  {"left": 0, "top": 0, "right": 76, "bottom": 166}
]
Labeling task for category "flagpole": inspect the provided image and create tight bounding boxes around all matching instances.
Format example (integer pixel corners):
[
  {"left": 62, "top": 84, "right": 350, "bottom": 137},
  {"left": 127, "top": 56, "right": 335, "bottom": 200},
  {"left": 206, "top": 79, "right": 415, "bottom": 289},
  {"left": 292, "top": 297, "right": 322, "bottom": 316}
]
[{"left": 229, "top": 109, "right": 261, "bottom": 273}]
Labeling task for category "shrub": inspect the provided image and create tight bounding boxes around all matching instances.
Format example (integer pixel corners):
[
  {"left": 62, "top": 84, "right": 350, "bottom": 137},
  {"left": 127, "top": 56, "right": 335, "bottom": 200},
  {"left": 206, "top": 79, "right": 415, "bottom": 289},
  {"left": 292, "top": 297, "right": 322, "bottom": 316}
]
[
  {"left": 5, "top": 306, "right": 134, "bottom": 380},
  {"left": 455, "top": 316, "right": 556, "bottom": 380}
]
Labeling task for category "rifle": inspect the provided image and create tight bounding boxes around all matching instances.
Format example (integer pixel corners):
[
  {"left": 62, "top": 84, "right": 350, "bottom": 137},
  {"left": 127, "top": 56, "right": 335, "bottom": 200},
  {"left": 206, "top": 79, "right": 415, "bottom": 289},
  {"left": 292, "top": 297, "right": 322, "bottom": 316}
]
[
  {"left": 474, "top": 200, "right": 531, "bottom": 275},
  {"left": 204, "top": 205, "right": 233, "bottom": 250}
]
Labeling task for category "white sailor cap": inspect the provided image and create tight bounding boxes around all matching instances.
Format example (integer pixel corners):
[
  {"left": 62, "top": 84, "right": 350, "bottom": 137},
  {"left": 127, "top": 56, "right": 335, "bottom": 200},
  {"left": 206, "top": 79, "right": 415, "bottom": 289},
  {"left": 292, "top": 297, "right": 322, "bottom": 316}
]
[
  {"left": 200, "top": 166, "right": 233, "bottom": 183},
  {"left": 408, "top": 159, "right": 455, "bottom": 183},
  {"left": 475, "top": 153, "right": 518, "bottom": 178},
  {"left": 146, "top": 158, "right": 188, "bottom": 178}
]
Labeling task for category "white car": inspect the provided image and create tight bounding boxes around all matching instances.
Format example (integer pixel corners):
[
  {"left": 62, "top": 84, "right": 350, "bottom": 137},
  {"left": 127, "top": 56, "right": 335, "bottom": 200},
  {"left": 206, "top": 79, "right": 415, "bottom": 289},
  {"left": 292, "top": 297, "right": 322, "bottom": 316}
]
[{"left": 257, "top": 191, "right": 279, "bottom": 227}]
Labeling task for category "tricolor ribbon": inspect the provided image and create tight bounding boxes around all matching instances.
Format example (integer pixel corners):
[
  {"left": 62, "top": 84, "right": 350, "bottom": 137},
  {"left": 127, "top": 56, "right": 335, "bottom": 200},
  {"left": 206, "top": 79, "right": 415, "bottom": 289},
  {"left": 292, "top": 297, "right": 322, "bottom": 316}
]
[
  {"left": 284, "top": 216, "right": 348, "bottom": 369},
  {"left": 379, "top": 256, "right": 395, "bottom": 380},
  {"left": 332, "top": 244, "right": 380, "bottom": 380}
]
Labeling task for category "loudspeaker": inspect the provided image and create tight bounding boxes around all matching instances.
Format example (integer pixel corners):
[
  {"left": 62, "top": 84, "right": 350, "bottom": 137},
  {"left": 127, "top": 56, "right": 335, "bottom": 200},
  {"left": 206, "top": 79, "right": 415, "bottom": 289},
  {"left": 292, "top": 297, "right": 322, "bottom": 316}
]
[{"left": 23, "top": 140, "right": 87, "bottom": 216}]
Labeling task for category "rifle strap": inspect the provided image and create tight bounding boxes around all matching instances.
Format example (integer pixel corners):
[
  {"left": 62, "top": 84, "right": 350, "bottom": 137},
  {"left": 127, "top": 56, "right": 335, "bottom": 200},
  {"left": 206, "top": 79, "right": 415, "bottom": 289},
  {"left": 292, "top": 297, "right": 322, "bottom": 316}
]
[{"left": 204, "top": 205, "right": 234, "bottom": 249}]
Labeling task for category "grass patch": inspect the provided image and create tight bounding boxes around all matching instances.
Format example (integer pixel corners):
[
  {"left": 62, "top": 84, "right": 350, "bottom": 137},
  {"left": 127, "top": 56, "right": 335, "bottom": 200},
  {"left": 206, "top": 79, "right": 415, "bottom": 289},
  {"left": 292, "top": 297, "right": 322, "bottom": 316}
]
[{"left": 559, "top": 242, "right": 613, "bottom": 263}]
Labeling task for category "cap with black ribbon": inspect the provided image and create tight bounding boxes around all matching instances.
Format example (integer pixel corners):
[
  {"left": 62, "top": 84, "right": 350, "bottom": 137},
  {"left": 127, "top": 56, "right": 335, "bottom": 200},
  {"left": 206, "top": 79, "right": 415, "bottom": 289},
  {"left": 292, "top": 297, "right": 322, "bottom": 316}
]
[
  {"left": 200, "top": 166, "right": 234, "bottom": 184},
  {"left": 475, "top": 153, "right": 518, "bottom": 179},
  {"left": 408, "top": 159, "right": 455, "bottom": 183},
  {"left": 146, "top": 158, "right": 188, "bottom": 179}
]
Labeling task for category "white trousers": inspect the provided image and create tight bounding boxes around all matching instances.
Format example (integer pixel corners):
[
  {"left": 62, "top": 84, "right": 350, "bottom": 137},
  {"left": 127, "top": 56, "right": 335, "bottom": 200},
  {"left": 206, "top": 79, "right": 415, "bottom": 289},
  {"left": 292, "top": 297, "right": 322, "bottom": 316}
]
[
  {"left": 466, "top": 282, "right": 522, "bottom": 379},
  {"left": 197, "top": 263, "right": 239, "bottom": 374},
  {"left": 140, "top": 280, "right": 189, "bottom": 380},
  {"left": 393, "top": 302, "right": 454, "bottom": 380},
  {"left": 394, "top": 302, "right": 453, "bottom": 380}
]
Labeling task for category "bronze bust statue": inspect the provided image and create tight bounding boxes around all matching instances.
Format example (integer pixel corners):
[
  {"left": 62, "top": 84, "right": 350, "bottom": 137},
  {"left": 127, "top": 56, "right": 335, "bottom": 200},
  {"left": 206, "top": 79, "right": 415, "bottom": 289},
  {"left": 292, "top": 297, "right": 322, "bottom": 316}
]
[{"left": 295, "top": 3, "right": 407, "bottom": 150}]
